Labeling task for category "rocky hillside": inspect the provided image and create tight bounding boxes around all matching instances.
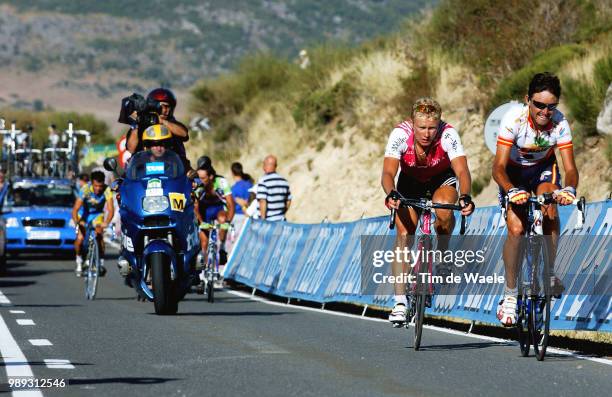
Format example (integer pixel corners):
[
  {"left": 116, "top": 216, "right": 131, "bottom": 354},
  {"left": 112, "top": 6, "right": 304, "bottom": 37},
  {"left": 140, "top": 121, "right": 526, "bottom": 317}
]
[
  {"left": 0, "top": 0, "right": 431, "bottom": 130},
  {"left": 187, "top": 0, "right": 612, "bottom": 223}
]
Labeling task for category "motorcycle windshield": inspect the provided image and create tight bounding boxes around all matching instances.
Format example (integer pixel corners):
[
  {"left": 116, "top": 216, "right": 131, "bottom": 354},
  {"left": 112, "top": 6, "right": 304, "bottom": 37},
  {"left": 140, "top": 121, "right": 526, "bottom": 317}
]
[{"left": 126, "top": 150, "right": 185, "bottom": 180}]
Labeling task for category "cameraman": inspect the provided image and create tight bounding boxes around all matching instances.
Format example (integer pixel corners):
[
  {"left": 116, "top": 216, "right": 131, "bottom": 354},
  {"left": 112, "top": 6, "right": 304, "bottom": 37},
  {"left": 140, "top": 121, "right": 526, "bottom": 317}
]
[{"left": 124, "top": 88, "right": 192, "bottom": 172}]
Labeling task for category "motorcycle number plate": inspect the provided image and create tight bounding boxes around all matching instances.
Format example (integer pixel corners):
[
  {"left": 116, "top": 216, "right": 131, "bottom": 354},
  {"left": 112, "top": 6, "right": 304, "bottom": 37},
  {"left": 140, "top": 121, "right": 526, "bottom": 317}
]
[{"left": 27, "top": 230, "right": 60, "bottom": 240}]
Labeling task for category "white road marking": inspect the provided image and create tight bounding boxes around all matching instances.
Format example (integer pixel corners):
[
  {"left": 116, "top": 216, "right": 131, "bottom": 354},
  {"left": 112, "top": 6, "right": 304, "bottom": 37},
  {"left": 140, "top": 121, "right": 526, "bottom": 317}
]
[
  {"left": 0, "top": 314, "right": 35, "bottom": 376},
  {"left": 10, "top": 310, "right": 26, "bottom": 314},
  {"left": 29, "top": 339, "right": 52, "bottom": 346},
  {"left": 0, "top": 290, "right": 12, "bottom": 306},
  {"left": 226, "top": 289, "right": 612, "bottom": 367},
  {"left": 43, "top": 359, "right": 74, "bottom": 369},
  {"left": 16, "top": 319, "right": 35, "bottom": 326}
]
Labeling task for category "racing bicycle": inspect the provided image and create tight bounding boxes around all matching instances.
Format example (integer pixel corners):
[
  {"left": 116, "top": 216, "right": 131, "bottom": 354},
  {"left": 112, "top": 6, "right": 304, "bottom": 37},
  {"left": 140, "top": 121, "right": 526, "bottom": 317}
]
[
  {"left": 507, "top": 192, "right": 585, "bottom": 361},
  {"left": 389, "top": 192, "right": 466, "bottom": 350}
]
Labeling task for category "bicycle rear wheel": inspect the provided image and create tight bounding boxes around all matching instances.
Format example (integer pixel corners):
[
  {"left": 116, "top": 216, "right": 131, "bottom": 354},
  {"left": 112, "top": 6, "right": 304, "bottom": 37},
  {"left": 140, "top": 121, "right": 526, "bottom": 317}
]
[
  {"left": 516, "top": 295, "right": 530, "bottom": 357},
  {"left": 84, "top": 237, "right": 99, "bottom": 300}
]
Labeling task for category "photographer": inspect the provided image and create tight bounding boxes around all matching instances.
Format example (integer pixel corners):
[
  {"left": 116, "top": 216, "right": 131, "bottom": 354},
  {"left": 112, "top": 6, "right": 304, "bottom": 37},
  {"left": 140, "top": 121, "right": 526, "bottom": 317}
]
[{"left": 121, "top": 88, "right": 192, "bottom": 172}]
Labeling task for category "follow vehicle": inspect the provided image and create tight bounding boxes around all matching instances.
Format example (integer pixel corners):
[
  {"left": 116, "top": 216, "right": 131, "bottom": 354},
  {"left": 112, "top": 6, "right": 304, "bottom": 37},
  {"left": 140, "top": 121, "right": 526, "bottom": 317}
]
[
  {"left": 106, "top": 150, "right": 199, "bottom": 314},
  {"left": 2, "top": 178, "right": 76, "bottom": 255}
]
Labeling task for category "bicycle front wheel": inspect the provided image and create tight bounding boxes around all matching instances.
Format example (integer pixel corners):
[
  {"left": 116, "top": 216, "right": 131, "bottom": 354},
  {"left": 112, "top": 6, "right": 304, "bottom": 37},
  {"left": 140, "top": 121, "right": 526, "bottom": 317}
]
[
  {"left": 531, "top": 294, "right": 551, "bottom": 361},
  {"left": 84, "top": 237, "right": 99, "bottom": 300},
  {"left": 413, "top": 294, "right": 425, "bottom": 350}
]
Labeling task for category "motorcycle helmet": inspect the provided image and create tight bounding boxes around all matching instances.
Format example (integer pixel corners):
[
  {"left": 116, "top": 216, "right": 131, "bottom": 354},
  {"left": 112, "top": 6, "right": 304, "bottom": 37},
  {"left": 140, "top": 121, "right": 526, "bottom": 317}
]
[
  {"left": 142, "top": 124, "right": 172, "bottom": 147},
  {"left": 147, "top": 88, "right": 177, "bottom": 116}
]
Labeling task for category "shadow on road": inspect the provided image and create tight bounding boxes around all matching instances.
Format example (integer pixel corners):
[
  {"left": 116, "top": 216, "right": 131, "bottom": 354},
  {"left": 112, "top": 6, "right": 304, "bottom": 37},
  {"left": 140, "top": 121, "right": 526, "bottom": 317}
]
[
  {"left": 0, "top": 279, "right": 36, "bottom": 288},
  {"left": 413, "top": 341, "right": 514, "bottom": 351},
  {"left": 169, "top": 311, "right": 296, "bottom": 317},
  {"left": 68, "top": 377, "right": 181, "bottom": 386},
  {"left": 13, "top": 304, "right": 83, "bottom": 308}
]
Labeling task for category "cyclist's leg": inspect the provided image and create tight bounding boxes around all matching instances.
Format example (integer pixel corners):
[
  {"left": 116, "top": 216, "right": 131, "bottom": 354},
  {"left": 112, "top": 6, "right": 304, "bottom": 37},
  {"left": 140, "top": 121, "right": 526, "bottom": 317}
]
[
  {"left": 432, "top": 175, "right": 459, "bottom": 255},
  {"left": 216, "top": 210, "right": 229, "bottom": 266},
  {"left": 198, "top": 229, "right": 210, "bottom": 257},
  {"left": 74, "top": 224, "right": 85, "bottom": 274},
  {"left": 535, "top": 168, "right": 562, "bottom": 294},
  {"left": 388, "top": 173, "right": 420, "bottom": 323}
]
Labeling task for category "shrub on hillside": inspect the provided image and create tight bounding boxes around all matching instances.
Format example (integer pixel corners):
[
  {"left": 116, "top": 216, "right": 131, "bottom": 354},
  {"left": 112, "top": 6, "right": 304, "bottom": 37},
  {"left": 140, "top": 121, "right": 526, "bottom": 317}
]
[
  {"left": 293, "top": 75, "right": 358, "bottom": 128},
  {"left": 490, "top": 45, "right": 586, "bottom": 109},
  {"left": 564, "top": 54, "right": 612, "bottom": 139},
  {"left": 426, "top": 0, "right": 597, "bottom": 87}
]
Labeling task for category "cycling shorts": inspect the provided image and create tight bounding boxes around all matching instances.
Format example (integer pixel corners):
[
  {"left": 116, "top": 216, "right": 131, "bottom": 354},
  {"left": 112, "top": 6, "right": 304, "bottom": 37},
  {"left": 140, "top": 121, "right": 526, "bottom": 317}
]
[
  {"left": 199, "top": 204, "right": 225, "bottom": 229},
  {"left": 497, "top": 156, "right": 561, "bottom": 206},
  {"left": 397, "top": 169, "right": 458, "bottom": 200}
]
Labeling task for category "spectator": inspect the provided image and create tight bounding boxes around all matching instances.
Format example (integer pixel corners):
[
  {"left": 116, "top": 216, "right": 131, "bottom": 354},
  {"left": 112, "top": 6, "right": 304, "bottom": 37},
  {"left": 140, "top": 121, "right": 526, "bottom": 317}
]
[
  {"left": 245, "top": 184, "right": 260, "bottom": 219},
  {"left": 257, "top": 155, "right": 292, "bottom": 221},
  {"left": 230, "top": 162, "right": 253, "bottom": 218},
  {"left": 48, "top": 124, "right": 60, "bottom": 148}
]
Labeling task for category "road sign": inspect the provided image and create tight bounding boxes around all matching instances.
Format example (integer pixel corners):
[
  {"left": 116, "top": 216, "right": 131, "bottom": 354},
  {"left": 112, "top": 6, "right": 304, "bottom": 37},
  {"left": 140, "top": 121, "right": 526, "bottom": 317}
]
[
  {"left": 189, "top": 116, "right": 211, "bottom": 133},
  {"left": 484, "top": 101, "right": 522, "bottom": 154}
]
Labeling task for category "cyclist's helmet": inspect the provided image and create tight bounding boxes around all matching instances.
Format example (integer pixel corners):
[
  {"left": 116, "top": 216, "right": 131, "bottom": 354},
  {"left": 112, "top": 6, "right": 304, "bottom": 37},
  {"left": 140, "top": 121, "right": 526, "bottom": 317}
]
[
  {"left": 197, "top": 155, "right": 212, "bottom": 170},
  {"left": 142, "top": 124, "right": 172, "bottom": 148},
  {"left": 147, "top": 88, "right": 177, "bottom": 116}
]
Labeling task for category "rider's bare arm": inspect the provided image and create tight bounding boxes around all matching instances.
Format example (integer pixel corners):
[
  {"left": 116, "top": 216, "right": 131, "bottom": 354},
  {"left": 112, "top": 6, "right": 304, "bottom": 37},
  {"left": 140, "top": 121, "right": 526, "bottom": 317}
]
[
  {"left": 492, "top": 144, "right": 514, "bottom": 193},
  {"left": 259, "top": 199, "right": 267, "bottom": 219},
  {"left": 161, "top": 119, "right": 188, "bottom": 139},
  {"left": 286, "top": 199, "right": 292, "bottom": 211},
  {"left": 126, "top": 127, "right": 139, "bottom": 153},
  {"left": 381, "top": 157, "right": 400, "bottom": 195},
  {"left": 193, "top": 198, "right": 204, "bottom": 224},
  {"left": 72, "top": 198, "right": 83, "bottom": 225},
  {"left": 559, "top": 147, "right": 579, "bottom": 190},
  {"left": 103, "top": 196, "right": 114, "bottom": 227},
  {"left": 225, "top": 194, "right": 236, "bottom": 223},
  {"left": 450, "top": 156, "right": 472, "bottom": 196}
]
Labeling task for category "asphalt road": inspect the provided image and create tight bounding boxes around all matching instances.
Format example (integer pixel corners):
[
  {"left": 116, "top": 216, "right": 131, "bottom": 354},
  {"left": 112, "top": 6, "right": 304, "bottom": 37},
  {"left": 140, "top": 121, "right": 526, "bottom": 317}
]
[{"left": 0, "top": 250, "right": 610, "bottom": 397}]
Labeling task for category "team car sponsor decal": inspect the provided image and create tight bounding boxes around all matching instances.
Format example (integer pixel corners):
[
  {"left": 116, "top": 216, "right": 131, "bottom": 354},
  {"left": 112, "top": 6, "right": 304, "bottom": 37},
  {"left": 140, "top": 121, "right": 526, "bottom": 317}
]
[
  {"left": 146, "top": 162, "right": 165, "bottom": 175},
  {"left": 145, "top": 178, "right": 163, "bottom": 197},
  {"left": 169, "top": 192, "right": 186, "bottom": 212}
]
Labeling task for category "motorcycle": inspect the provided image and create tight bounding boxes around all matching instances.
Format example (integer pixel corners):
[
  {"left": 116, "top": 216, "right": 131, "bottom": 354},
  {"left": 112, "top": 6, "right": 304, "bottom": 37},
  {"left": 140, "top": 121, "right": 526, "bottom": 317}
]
[{"left": 104, "top": 150, "right": 199, "bottom": 314}]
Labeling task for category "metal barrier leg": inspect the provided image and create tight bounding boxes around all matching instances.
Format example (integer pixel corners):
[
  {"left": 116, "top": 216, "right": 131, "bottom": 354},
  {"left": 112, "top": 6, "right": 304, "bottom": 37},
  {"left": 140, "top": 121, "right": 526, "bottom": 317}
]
[
  {"left": 251, "top": 287, "right": 256, "bottom": 296},
  {"left": 468, "top": 320, "right": 475, "bottom": 334},
  {"left": 361, "top": 305, "right": 368, "bottom": 317},
  {"left": 321, "top": 303, "right": 325, "bottom": 311}
]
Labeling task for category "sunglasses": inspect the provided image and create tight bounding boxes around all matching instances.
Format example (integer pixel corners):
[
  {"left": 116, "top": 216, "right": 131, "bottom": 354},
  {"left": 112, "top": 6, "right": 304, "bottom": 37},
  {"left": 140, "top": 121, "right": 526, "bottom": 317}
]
[{"left": 531, "top": 100, "right": 558, "bottom": 111}]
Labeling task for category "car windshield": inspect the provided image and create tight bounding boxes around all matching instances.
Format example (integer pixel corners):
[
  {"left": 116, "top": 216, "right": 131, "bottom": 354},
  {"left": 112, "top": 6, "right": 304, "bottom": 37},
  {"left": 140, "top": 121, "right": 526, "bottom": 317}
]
[
  {"left": 9, "top": 184, "right": 74, "bottom": 207},
  {"left": 126, "top": 150, "right": 184, "bottom": 180}
]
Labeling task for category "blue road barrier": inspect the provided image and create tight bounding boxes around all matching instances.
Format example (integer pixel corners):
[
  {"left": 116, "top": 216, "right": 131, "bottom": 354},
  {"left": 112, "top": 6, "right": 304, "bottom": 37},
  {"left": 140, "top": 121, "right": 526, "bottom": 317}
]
[{"left": 225, "top": 201, "right": 612, "bottom": 331}]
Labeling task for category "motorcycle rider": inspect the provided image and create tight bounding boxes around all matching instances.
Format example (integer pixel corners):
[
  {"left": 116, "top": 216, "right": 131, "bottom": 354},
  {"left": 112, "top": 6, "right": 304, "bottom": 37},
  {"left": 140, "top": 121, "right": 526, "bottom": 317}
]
[{"left": 125, "top": 88, "right": 195, "bottom": 176}]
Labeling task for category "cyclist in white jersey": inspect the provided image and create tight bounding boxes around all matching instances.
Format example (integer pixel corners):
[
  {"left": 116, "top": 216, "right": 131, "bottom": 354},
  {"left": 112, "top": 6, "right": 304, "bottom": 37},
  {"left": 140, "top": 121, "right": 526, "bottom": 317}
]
[{"left": 492, "top": 72, "right": 579, "bottom": 326}]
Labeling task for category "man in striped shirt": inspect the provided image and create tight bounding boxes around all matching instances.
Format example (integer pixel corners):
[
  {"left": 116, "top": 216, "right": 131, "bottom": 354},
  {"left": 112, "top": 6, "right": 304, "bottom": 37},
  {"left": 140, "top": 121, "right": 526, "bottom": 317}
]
[{"left": 257, "top": 155, "right": 292, "bottom": 221}]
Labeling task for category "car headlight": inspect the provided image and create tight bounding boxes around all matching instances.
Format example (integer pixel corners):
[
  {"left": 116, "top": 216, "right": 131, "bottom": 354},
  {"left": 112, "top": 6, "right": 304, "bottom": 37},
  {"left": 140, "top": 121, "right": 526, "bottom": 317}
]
[
  {"left": 6, "top": 217, "right": 20, "bottom": 228},
  {"left": 143, "top": 196, "right": 169, "bottom": 213}
]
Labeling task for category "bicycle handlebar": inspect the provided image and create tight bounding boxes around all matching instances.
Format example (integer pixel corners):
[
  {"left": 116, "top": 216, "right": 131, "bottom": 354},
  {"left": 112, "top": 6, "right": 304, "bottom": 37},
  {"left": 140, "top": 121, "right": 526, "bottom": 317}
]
[
  {"left": 388, "top": 192, "right": 467, "bottom": 235},
  {"left": 507, "top": 191, "right": 586, "bottom": 230}
]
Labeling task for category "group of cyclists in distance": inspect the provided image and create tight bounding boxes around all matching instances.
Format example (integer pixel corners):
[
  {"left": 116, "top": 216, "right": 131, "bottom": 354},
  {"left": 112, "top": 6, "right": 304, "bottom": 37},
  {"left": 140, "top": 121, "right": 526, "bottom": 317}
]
[
  {"left": 383, "top": 72, "right": 578, "bottom": 327},
  {"left": 69, "top": 71, "right": 579, "bottom": 328}
]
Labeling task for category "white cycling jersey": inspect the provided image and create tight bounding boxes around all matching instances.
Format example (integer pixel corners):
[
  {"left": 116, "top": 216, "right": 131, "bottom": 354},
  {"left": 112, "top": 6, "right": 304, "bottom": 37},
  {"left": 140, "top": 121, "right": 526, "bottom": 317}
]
[{"left": 497, "top": 105, "right": 573, "bottom": 167}]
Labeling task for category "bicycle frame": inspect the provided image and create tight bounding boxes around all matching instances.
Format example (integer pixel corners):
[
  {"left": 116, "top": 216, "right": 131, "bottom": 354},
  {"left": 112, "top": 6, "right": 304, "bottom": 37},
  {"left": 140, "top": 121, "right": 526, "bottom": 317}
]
[{"left": 388, "top": 193, "right": 466, "bottom": 349}]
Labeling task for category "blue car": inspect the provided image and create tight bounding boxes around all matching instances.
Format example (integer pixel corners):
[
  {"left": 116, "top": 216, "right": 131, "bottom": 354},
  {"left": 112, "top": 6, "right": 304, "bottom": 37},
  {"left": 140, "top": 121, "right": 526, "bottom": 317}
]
[{"left": 2, "top": 178, "right": 76, "bottom": 255}]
